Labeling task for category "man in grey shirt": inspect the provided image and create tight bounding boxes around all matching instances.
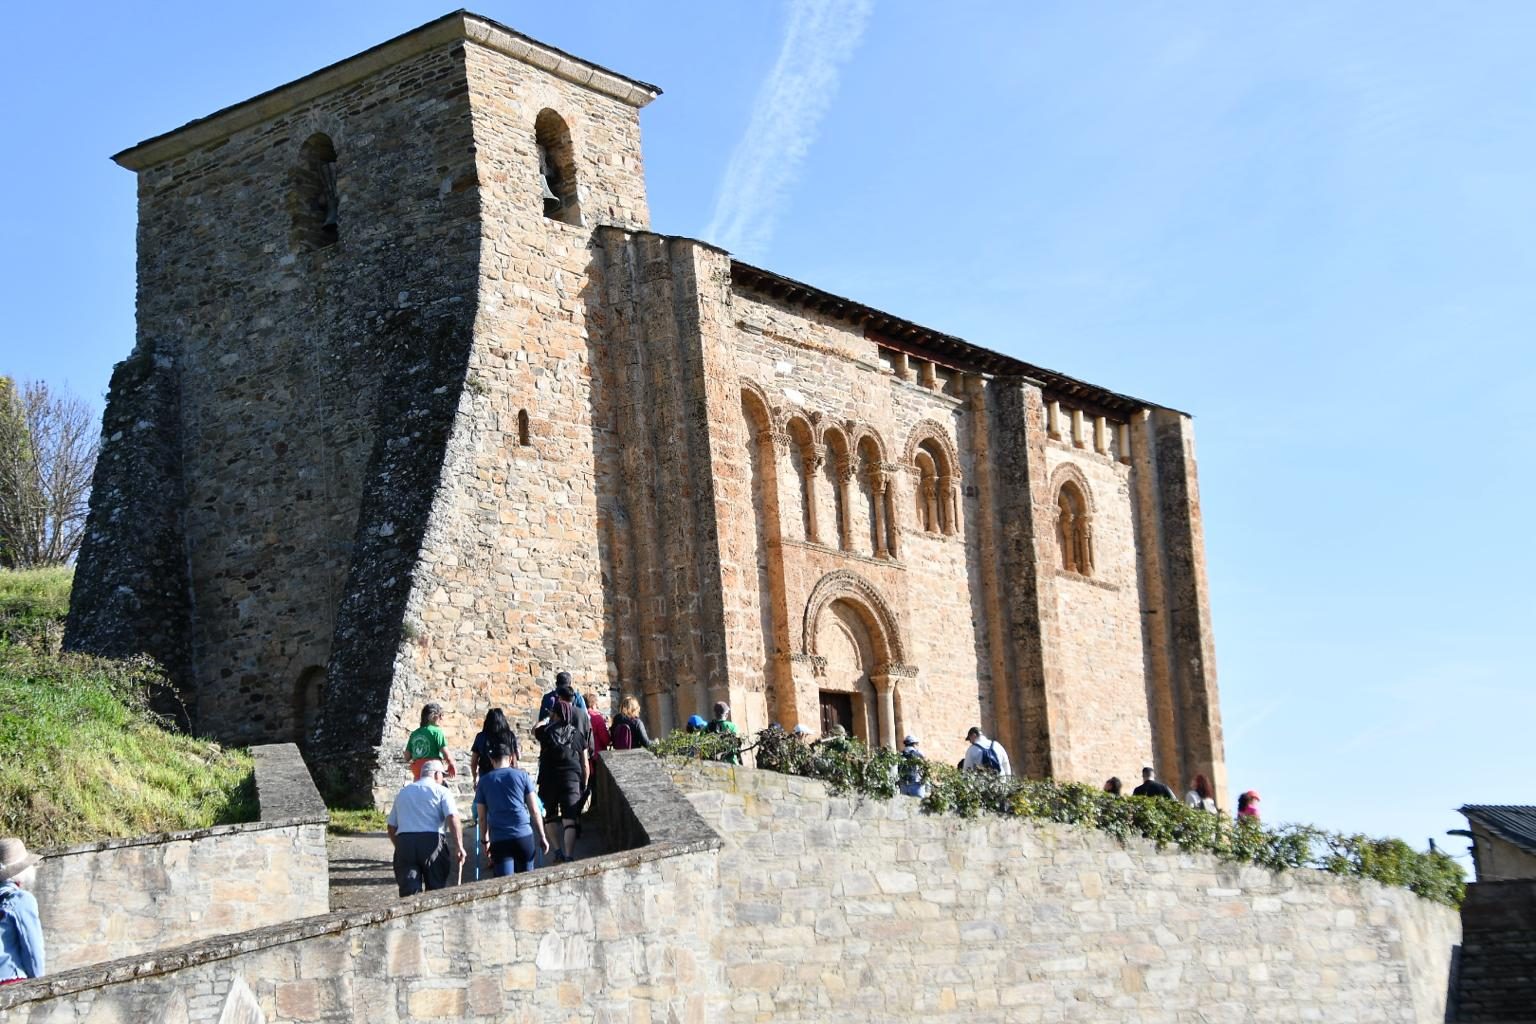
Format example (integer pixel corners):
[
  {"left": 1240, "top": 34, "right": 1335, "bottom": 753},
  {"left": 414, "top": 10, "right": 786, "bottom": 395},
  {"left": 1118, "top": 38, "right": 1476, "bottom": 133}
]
[{"left": 386, "top": 760, "right": 466, "bottom": 896}]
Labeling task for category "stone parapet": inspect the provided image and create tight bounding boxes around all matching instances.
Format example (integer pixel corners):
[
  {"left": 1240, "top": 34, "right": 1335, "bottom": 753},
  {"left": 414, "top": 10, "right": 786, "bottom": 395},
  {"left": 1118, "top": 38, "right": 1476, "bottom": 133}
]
[
  {"left": 30, "top": 743, "right": 328, "bottom": 974},
  {"left": 0, "top": 750, "right": 721, "bottom": 1022},
  {"left": 669, "top": 761, "right": 1461, "bottom": 1024}
]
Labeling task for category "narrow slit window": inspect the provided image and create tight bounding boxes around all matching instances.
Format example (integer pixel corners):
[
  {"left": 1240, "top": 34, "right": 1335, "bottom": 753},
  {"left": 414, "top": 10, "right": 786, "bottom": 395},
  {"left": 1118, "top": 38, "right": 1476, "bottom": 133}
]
[{"left": 517, "top": 409, "right": 531, "bottom": 446}]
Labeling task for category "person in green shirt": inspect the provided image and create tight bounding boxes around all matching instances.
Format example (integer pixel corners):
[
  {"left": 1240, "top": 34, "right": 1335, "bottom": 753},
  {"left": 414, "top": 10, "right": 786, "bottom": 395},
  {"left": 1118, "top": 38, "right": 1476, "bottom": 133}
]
[
  {"left": 406, "top": 702, "right": 456, "bottom": 779},
  {"left": 705, "top": 701, "right": 741, "bottom": 765}
]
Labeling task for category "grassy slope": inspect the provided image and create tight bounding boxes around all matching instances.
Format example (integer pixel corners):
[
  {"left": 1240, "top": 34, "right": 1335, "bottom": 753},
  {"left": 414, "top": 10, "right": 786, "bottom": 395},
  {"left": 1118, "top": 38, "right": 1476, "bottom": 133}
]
[{"left": 0, "top": 568, "right": 255, "bottom": 848}]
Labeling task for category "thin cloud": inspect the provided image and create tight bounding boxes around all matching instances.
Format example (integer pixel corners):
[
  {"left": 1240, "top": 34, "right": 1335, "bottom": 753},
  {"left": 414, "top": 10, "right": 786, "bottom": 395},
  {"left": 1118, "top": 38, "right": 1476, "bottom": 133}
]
[{"left": 704, "top": 0, "right": 874, "bottom": 259}]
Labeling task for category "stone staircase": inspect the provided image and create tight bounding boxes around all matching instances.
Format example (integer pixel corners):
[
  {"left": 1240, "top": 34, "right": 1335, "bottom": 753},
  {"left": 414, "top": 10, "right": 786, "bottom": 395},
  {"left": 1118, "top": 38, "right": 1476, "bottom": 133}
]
[{"left": 1453, "top": 880, "right": 1536, "bottom": 1023}]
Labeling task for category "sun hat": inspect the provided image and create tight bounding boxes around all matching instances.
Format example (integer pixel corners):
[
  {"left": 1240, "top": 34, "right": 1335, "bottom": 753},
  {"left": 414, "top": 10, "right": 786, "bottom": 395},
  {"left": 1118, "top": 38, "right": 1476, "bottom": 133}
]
[
  {"left": 903, "top": 735, "right": 919, "bottom": 746},
  {"left": 0, "top": 837, "right": 41, "bottom": 883}
]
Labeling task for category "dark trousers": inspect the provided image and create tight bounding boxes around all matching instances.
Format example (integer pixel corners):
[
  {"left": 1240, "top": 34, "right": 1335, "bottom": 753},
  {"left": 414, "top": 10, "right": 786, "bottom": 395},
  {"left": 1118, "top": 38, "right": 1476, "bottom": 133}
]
[
  {"left": 393, "top": 831, "right": 450, "bottom": 896},
  {"left": 487, "top": 834, "right": 538, "bottom": 877}
]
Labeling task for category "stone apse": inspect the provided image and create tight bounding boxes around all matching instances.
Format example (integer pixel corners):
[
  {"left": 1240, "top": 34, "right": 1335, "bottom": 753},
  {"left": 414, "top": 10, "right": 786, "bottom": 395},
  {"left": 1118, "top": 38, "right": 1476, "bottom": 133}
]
[{"left": 67, "top": 11, "right": 1225, "bottom": 804}]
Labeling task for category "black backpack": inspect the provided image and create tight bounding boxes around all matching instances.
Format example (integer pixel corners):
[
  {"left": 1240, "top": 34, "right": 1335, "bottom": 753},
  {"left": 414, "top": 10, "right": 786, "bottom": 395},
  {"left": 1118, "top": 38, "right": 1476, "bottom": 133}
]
[{"left": 542, "top": 708, "right": 585, "bottom": 768}]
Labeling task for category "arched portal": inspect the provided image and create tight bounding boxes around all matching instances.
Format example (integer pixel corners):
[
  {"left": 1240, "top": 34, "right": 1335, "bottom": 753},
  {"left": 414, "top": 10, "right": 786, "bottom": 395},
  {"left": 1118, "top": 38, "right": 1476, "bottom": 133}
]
[
  {"left": 802, "top": 571, "right": 908, "bottom": 747},
  {"left": 815, "top": 600, "right": 878, "bottom": 742}
]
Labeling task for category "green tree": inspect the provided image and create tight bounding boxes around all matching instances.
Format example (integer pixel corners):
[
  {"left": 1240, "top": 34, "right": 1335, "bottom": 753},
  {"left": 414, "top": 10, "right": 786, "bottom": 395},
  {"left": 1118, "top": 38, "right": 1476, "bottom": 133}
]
[{"left": 0, "top": 378, "right": 98, "bottom": 568}]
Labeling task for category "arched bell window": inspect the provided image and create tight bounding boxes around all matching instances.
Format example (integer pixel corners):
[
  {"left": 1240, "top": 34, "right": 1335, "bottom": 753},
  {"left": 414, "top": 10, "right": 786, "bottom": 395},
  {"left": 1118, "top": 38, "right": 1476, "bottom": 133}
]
[
  {"left": 534, "top": 109, "right": 581, "bottom": 225},
  {"left": 290, "top": 133, "right": 339, "bottom": 251},
  {"left": 1056, "top": 481, "right": 1093, "bottom": 575}
]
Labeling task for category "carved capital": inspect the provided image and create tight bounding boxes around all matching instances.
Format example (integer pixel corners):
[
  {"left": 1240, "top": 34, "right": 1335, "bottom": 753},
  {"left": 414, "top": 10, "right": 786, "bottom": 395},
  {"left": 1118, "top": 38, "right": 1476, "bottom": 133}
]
[{"left": 885, "top": 662, "right": 920, "bottom": 679}]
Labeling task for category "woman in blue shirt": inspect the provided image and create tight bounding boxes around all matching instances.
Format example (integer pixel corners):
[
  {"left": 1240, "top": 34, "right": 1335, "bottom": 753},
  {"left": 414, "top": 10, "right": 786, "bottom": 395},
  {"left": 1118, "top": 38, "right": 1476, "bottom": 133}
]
[
  {"left": 0, "top": 837, "right": 44, "bottom": 983},
  {"left": 473, "top": 738, "right": 549, "bottom": 876}
]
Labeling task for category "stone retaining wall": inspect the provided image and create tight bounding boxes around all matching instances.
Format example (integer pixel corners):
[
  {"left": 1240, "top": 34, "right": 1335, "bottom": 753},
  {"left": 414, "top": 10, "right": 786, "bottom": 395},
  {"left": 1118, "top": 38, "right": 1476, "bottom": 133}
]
[
  {"left": 668, "top": 761, "right": 1461, "bottom": 1024},
  {"left": 0, "top": 750, "right": 724, "bottom": 1023},
  {"left": 2, "top": 753, "right": 1459, "bottom": 1022},
  {"left": 31, "top": 743, "right": 328, "bottom": 972}
]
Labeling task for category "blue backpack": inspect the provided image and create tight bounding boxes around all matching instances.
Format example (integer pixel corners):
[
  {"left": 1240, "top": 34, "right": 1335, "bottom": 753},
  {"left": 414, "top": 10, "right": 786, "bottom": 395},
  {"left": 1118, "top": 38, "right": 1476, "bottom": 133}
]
[{"left": 973, "top": 741, "right": 1002, "bottom": 775}]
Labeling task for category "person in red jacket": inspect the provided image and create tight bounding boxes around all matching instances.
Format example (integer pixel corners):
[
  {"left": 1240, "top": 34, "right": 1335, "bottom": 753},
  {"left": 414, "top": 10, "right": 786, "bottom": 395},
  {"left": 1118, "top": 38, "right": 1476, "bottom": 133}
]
[{"left": 585, "top": 692, "right": 611, "bottom": 760}]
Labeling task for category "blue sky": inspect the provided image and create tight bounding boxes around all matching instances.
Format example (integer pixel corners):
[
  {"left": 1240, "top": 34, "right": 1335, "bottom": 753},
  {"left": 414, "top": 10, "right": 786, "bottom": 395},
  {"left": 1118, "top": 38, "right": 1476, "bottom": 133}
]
[{"left": 3, "top": 1, "right": 1531, "bottom": 862}]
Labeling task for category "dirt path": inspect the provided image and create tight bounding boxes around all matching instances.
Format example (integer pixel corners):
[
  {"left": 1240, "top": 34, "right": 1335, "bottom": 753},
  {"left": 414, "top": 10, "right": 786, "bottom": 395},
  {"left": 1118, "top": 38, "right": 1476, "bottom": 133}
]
[{"left": 326, "top": 814, "right": 609, "bottom": 913}]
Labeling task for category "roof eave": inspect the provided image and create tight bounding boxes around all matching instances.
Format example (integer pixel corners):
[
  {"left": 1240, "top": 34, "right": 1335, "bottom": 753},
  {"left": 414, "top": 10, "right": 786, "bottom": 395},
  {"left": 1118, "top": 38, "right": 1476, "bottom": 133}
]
[
  {"left": 729, "top": 260, "right": 1180, "bottom": 418},
  {"left": 113, "top": 10, "right": 662, "bottom": 172}
]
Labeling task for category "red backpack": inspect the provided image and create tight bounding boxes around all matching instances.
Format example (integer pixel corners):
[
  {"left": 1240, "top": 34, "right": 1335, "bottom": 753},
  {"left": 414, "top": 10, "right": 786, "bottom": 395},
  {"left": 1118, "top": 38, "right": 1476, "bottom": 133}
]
[{"left": 610, "top": 715, "right": 637, "bottom": 750}]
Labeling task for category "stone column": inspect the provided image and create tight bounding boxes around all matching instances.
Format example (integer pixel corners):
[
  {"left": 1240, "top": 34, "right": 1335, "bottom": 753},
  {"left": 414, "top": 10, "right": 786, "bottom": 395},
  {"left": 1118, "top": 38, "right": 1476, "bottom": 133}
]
[
  {"left": 881, "top": 465, "right": 902, "bottom": 560},
  {"left": 921, "top": 479, "right": 938, "bottom": 533},
  {"left": 803, "top": 444, "right": 824, "bottom": 545},
  {"left": 837, "top": 460, "right": 856, "bottom": 551},
  {"left": 869, "top": 466, "right": 889, "bottom": 558},
  {"left": 871, "top": 672, "right": 897, "bottom": 749}
]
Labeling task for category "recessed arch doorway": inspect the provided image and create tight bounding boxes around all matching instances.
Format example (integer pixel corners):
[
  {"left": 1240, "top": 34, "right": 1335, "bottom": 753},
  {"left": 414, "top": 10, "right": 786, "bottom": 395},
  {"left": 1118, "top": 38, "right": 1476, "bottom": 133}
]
[{"left": 802, "top": 570, "right": 908, "bottom": 747}]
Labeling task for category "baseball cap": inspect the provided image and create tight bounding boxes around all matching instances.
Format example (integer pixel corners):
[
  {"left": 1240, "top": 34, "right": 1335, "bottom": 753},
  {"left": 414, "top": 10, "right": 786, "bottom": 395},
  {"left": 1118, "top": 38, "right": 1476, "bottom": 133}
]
[{"left": 903, "top": 735, "right": 919, "bottom": 746}]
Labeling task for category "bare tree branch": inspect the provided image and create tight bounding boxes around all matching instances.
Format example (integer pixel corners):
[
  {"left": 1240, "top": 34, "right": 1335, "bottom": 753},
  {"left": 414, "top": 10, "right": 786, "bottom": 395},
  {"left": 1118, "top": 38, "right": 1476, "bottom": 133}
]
[{"left": 0, "top": 377, "right": 99, "bottom": 568}]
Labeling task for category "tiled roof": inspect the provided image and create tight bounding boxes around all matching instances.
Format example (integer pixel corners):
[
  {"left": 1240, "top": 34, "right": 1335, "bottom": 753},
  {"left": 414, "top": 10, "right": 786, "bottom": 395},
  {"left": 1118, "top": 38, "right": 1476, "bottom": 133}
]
[{"left": 1460, "top": 805, "right": 1536, "bottom": 856}]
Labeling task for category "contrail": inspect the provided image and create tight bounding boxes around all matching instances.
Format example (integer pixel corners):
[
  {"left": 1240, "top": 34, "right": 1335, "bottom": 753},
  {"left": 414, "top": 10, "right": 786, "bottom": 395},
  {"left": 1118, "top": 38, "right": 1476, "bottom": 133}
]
[{"left": 704, "top": 0, "right": 874, "bottom": 259}]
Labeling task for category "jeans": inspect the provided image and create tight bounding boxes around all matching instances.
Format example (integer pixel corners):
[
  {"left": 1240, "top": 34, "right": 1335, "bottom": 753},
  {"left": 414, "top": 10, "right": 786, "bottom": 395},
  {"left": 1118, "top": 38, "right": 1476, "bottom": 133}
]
[{"left": 487, "top": 834, "right": 537, "bottom": 877}]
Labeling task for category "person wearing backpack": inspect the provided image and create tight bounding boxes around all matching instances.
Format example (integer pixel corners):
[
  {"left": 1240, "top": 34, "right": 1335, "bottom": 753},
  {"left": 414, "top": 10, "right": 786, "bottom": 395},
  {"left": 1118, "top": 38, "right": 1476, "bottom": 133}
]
[
  {"left": 0, "top": 837, "right": 44, "bottom": 983},
  {"left": 962, "top": 726, "right": 1012, "bottom": 777},
  {"left": 898, "top": 735, "right": 928, "bottom": 797},
  {"left": 533, "top": 681, "right": 592, "bottom": 864},
  {"left": 609, "top": 695, "right": 652, "bottom": 751},
  {"left": 705, "top": 701, "right": 742, "bottom": 765}
]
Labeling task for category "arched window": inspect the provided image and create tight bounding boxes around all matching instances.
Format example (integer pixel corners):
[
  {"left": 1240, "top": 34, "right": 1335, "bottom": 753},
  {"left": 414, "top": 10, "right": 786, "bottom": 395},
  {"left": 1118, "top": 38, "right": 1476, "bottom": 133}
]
[
  {"left": 517, "top": 409, "right": 531, "bottom": 446},
  {"left": 293, "top": 665, "right": 326, "bottom": 746},
  {"left": 913, "top": 450, "right": 938, "bottom": 533},
  {"left": 914, "top": 438, "right": 956, "bottom": 535},
  {"left": 534, "top": 109, "right": 581, "bottom": 225},
  {"left": 1056, "top": 481, "right": 1093, "bottom": 575},
  {"left": 290, "top": 133, "right": 339, "bottom": 251}
]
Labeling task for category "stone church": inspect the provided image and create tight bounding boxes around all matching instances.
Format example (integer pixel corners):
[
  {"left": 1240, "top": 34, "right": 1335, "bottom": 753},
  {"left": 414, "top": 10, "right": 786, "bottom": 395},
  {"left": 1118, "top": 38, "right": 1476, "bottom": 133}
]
[{"left": 66, "top": 11, "right": 1225, "bottom": 804}]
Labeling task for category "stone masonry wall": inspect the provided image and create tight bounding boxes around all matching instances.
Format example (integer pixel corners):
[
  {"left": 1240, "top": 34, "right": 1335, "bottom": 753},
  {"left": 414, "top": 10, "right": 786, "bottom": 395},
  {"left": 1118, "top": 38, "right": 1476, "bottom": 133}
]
[
  {"left": 671, "top": 761, "right": 1460, "bottom": 1024},
  {"left": 70, "top": 40, "right": 485, "bottom": 754},
  {"left": 360, "top": 41, "right": 656, "bottom": 795},
  {"left": 720, "top": 289, "right": 991, "bottom": 762},
  {"left": 0, "top": 755, "right": 1457, "bottom": 1023},
  {"left": 0, "top": 751, "right": 724, "bottom": 1024},
  {"left": 32, "top": 744, "right": 327, "bottom": 973},
  {"left": 1044, "top": 441, "right": 1155, "bottom": 787}
]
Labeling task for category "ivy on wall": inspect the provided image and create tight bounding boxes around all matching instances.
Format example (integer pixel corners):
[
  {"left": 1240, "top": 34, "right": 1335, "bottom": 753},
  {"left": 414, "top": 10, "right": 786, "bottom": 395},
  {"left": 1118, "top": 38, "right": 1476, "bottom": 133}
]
[{"left": 654, "top": 726, "right": 1465, "bottom": 908}]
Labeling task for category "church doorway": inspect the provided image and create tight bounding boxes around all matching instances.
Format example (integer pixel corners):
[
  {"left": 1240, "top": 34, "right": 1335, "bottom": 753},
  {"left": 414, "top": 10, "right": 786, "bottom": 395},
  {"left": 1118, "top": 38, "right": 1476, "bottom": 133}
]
[
  {"left": 818, "top": 692, "right": 854, "bottom": 736},
  {"left": 814, "top": 598, "right": 878, "bottom": 743}
]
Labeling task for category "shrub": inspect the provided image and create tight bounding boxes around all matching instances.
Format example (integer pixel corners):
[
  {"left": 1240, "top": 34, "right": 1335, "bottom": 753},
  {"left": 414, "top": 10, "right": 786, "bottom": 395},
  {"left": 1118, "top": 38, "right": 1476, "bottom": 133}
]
[{"left": 659, "top": 726, "right": 1466, "bottom": 908}]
